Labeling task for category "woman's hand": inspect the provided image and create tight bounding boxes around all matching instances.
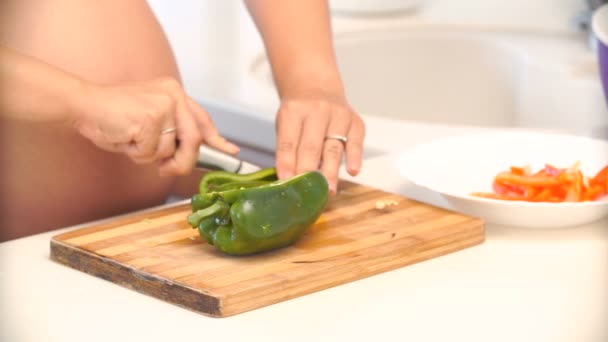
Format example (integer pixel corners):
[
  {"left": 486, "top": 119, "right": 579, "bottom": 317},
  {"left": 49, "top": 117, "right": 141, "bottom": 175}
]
[
  {"left": 275, "top": 91, "right": 365, "bottom": 194},
  {"left": 71, "top": 78, "right": 239, "bottom": 176},
  {"left": 244, "top": 0, "right": 366, "bottom": 194}
]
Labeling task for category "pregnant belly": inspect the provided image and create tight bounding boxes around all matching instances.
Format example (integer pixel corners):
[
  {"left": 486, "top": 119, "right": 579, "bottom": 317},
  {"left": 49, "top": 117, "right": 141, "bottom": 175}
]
[{"left": 0, "top": 0, "right": 185, "bottom": 240}]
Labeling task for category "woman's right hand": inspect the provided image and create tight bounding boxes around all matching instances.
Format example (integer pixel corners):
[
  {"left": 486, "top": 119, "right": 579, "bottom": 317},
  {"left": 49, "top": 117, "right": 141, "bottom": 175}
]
[{"left": 71, "top": 78, "right": 239, "bottom": 176}]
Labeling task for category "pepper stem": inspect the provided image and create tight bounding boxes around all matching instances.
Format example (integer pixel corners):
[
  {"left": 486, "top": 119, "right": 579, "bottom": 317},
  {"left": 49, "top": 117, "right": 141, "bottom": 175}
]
[{"left": 187, "top": 200, "right": 229, "bottom": 228}]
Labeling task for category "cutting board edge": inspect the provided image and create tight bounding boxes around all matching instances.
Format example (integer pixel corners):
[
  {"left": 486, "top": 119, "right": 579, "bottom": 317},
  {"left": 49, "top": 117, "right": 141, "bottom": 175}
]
[
  {"left": 48, "top": 219, "right": 484, "bottom": 318},
  {"left": 49, "top": 238, "right": 227, "bottom": 317}
]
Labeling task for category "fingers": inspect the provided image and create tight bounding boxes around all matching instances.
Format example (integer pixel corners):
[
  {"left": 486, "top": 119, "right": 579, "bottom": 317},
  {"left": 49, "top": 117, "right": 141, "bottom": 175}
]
[
  {"left": 78, "top": 77, "right": 240, "bottom": 177},
  {"left": 320, "top": 112, "right": 351, "bottom": 194},
  {"left": 275, "top": 107, "right": 304, "bottom": 179},
  {"left": 159, "top": 95, "right": 201, "bottom": 176},
  {"left": 296, "top": 111, "right": 330, "bottom": 174},
  {"left": 160, "top": 96, "right": 240, "bottom": 176},
  {"left": 186, "top": 97, "right": 240, "bottom": 155},
  {"left": 345, "top": 116, "right": 365, "bottom": 176},
  {"left": 275, "top": 99, "right": 365, "bottom": 194},
  {"left": 123, "top": 93, "right": 177, "bottom": 164},
  {"left": 155, "top": 128, "right": 178, "bottom": 160}
]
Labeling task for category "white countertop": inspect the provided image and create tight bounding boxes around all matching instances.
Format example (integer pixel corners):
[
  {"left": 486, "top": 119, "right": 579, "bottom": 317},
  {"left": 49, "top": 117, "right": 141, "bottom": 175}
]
[
  {"left": 2, "top": 1, "right": 607, "bottom": 341},
  {"left": 1, "top": 119, "right": 607, "bottom": 342}
]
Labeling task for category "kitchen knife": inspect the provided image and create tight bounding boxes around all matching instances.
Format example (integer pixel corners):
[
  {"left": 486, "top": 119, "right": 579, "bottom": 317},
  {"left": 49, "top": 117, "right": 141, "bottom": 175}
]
[{"left": 195, "top": 144, "right": 262, "bottom": 174}]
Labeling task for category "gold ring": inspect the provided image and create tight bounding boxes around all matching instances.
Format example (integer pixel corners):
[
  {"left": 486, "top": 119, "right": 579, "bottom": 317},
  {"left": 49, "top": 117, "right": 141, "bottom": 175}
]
[
  {"left": 161, "top": 127, "right": 177, "bottom": 135},
  {"left": 325, "top": 134, "right": 348, "bottom": 145}
]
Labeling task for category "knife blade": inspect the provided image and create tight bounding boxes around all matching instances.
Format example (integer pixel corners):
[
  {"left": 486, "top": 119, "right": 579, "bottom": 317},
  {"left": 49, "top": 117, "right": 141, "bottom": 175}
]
[{"left": 195, "top": 145, "right": 262, "bottom": 174}]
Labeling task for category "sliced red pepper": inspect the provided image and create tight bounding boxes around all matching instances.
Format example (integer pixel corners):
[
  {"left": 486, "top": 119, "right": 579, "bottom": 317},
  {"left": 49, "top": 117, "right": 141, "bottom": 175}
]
[
  {"left": 495, "top": 172, "right": 565, "bottom": 187},
  {"left": 591, "top": 166, "right": 608, "bottom": 192},
  {"left": 472, "top": 163, "right": 608, "bottom": 203}
]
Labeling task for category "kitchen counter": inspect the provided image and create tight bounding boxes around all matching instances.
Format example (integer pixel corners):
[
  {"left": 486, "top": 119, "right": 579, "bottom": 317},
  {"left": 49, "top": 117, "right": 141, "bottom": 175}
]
[
  {"left": 1, "top": 118, "right": 607, "bottom": 342},
  {"left": 2, "top": 1, "right": 607, "bottom": 341}
]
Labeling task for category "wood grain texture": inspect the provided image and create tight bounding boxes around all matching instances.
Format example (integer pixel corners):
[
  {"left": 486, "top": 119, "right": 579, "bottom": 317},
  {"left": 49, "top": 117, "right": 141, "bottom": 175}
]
[{"left": 50, "top": 181, "right": 485, "bottom": 317}]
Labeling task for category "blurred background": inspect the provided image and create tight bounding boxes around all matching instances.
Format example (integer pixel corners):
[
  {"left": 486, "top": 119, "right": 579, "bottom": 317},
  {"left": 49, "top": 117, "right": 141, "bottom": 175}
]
[{"left": 146, "top": 1, "right": 607, "bottom": 162}]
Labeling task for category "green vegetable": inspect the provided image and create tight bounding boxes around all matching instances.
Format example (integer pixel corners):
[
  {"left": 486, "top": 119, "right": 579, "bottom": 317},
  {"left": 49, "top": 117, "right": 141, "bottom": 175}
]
[{"left": 188, "top": 167, "right": 329, "bottom": 256}]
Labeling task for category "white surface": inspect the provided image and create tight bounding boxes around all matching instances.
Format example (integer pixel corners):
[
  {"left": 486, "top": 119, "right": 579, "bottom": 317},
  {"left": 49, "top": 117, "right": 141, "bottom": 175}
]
[
  {"left": 2, "top": 122, "right": 608, "bottom": 342},
  {"left": 395, "top": 130, "right": 608, "bottom": 228},
  {"left": 2, "top": 1, "right": 607, "bottom": 341}
]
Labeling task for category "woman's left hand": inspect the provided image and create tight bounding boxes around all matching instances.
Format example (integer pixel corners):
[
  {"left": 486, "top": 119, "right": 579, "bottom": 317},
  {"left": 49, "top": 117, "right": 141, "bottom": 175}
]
[
  {"left": 243, "top": 0, "right": 366, "bottom": 194},
  {"left": 274, "top": 91, "right": 365, "bottom": 195}
]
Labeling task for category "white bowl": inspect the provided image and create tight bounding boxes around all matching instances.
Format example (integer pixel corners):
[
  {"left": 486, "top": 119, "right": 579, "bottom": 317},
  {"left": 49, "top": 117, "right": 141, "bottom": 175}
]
[{"left": 395, "top": 130, "right": 608, "bottom": 228}]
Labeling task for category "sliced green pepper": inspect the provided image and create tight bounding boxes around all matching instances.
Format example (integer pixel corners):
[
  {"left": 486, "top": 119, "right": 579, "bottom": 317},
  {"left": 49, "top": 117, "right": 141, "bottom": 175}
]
[
  {"left": 188, "top": 167, "right": 329, "bottom": 256},
  {"left": 198, "top": 167, "right": 278, "bottom": 195}
]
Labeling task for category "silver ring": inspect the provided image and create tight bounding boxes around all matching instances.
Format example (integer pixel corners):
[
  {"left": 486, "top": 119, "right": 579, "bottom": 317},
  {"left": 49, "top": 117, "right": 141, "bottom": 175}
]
[
  {"left": 325, "top": 134, "right": 348, "bottom": 145},
  {"left": 161, "top": 127, "right": 177, "bottom": 135}
]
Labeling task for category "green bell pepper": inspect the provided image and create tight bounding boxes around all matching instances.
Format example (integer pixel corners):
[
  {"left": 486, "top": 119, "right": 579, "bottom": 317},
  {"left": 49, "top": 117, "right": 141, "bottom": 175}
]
[{"left": 187, "top": 167, "right": 329, "bottom": 256}]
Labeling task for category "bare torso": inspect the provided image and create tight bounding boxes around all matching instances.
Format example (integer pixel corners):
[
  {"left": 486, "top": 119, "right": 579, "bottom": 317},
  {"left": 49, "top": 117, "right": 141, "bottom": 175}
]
[{"left": 0, "top": 0, "right": 188, "bottom": 240}]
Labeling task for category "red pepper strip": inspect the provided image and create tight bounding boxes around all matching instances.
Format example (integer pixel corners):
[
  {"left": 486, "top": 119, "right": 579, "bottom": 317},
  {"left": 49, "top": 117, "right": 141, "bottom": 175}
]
[
  {"left": 492, "top": 182, "right": 525, "bottom": 196},
  {"left": 471, "top": 191, "right": 565, "bottom": 202},
  {"left": 472, "top": 164, "right": 608, "bottom": 203},
  {"left": 494, "top": 172, "right": 565, "bottom": 187},
  {"left": 582, "top": 184, "right": 605, "bottom": 201},
  {"left": 524, "top": 186, "right": 540, "bottom": 198},
  {"left": 510, "top": 166, "right": 529, "bottom": 176},
  {"left": 563, "top": 170, "right": 584, "bottom": 202},
  {"left": 592, "top": 166, "right": 608, "bottom": 192},
  {"left": 470, "top": 192, "right": 530, "bottom": 201},
  {"left": 530, "top": 187, "right": 553, "bottom": 202}
]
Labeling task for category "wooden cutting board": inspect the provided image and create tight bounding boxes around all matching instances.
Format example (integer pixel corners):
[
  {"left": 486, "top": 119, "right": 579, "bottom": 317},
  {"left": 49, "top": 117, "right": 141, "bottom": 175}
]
[{"left": 50, "top": 181, "right": 485, "bottom": 317}]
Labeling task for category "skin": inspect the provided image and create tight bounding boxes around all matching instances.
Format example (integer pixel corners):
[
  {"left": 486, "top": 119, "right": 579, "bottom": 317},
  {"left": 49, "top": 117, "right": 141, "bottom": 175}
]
[
  {"left": 245, "top": 0, "right": 365, "bottom": 189},
  {"left": 0, "top": 0, "right": 365, "bottom": 241}
]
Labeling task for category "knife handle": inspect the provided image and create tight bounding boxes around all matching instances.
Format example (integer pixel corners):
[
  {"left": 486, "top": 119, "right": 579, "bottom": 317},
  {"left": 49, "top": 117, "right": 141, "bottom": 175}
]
[{"left": 196, "top": 145, "right": 244, "bottom": 173}]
